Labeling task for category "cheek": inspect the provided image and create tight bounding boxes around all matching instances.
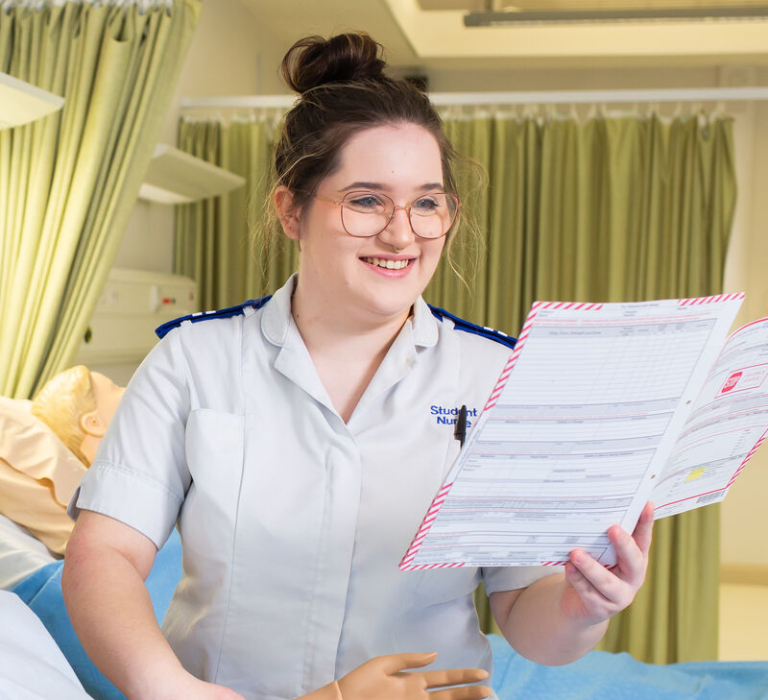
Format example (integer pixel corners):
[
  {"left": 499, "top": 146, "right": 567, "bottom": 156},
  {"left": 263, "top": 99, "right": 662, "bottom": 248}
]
[{"left": 423, "top": 240, "right": 446, "bottom": 269}]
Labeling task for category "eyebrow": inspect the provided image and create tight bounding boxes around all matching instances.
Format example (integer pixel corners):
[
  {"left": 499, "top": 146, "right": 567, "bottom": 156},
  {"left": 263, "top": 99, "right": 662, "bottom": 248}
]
[{"left": 340, "top": 181, "right": 445, "bottom": 193}]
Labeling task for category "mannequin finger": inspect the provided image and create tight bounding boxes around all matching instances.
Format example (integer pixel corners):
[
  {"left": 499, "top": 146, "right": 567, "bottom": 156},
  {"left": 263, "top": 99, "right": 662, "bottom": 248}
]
[
  {"left": 419, "top": 667, "right": 489, "bottom": 688},
  {"left": 380, "top": 652, "right": 438, "bottom": 674}
]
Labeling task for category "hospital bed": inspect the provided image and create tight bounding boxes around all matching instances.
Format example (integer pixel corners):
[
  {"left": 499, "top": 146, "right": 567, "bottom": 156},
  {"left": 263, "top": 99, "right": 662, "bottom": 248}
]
[{"left": 1, "top": 511, "right": 767, "bottom": 700}]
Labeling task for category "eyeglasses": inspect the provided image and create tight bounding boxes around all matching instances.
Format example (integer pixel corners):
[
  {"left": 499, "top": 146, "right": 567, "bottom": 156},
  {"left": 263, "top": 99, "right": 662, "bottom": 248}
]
[{"left": 313, "top": 190, "right": 460, "bottom": 239}]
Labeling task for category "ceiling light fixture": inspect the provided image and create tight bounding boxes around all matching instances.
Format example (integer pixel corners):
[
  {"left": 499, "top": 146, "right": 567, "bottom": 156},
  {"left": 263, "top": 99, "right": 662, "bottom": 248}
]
[{"left": 464, "top": 5, "right": 768, "bottom": 26}]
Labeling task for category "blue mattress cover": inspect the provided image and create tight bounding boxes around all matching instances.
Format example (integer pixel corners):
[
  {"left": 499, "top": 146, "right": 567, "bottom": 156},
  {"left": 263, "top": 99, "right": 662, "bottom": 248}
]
[{"left": 488, "top": 633, "right": 768, "bottom": 700}]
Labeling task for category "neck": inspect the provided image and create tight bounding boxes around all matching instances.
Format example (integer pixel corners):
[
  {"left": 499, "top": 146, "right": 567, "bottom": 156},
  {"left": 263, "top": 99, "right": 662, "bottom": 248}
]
[{"left": 290, "top": 279, "right": 412, "bottom": 360}]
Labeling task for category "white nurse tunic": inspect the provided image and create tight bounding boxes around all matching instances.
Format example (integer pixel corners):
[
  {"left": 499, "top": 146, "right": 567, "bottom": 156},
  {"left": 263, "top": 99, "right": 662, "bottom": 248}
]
[{"left": 70, "top": 275, "right": 557, "bottom": 700}]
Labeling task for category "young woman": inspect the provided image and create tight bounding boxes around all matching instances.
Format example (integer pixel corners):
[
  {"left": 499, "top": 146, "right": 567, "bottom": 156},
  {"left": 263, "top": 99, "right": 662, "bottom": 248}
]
[{"left": 62, "top": 33, "right": 653, "bottom": 700}]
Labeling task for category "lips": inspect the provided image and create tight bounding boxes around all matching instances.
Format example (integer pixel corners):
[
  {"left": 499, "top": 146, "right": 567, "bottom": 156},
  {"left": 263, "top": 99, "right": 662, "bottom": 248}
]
[{"left": 361, "top": 256, "right": 414, "bottom": 270}]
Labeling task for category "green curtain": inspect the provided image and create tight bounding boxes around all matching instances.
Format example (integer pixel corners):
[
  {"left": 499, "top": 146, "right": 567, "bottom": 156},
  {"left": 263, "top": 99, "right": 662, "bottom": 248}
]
[
  {"left": 0, "top": 0, "right": 201, "bottom": 399},
  {"left": 176, "top": 116, "right": 297, "bottom": 309},
  {"left": 176, "top": 110, "right": 736, "bottom": 664},
  {"left": 434, "top": 113, "right": 735, "bottom": 664}
]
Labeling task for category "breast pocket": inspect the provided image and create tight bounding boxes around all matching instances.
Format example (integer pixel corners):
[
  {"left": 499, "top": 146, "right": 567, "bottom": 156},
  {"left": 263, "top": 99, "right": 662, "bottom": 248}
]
[{"left": 180, "top": 409, "right": 244, "bottom": 562}]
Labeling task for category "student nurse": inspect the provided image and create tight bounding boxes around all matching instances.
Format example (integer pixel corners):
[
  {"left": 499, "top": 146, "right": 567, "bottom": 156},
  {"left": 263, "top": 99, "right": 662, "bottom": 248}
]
[{"left": 62, "top": 32, "right": 654, "bottom": 700}]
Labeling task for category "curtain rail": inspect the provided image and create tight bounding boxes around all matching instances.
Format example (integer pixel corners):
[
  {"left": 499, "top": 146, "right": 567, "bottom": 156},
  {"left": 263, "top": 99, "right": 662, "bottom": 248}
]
[{"left": 180, "top": 86, "right": 768, "bottom": 111}]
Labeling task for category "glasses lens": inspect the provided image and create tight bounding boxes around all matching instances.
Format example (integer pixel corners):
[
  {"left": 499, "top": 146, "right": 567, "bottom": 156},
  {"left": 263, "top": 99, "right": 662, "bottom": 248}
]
[
  {"left": 341, "top": 192, "right": 394, "bottom": 237},
  {"left": 339, "top": 191, "right": 459, "bottom": 238},
  {"left": 409, "top": 194, "right": 458, "bottom": 238}
]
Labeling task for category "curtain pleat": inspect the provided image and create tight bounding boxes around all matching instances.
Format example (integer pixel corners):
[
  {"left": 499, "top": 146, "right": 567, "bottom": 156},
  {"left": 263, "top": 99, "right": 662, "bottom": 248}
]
[
  {"left": 175, "top": 110, "right": 736, "bottom": 663},
  {"left": 0, "top": 0, "right": 201, "bottom": 399},
  {"left": 175, "top": 117, "right": 298, "bottom": 308}
]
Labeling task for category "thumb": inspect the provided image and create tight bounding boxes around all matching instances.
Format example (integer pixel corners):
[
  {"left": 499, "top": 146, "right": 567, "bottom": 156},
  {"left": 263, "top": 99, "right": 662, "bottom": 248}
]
[{"left": 380, "top": 652, "right": 438, "bottom": 674}]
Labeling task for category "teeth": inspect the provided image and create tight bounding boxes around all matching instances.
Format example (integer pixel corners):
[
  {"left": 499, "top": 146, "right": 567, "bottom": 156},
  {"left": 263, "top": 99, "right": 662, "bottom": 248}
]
[{"left": 364, "top": 257, "right": 410, "bottom": 270}]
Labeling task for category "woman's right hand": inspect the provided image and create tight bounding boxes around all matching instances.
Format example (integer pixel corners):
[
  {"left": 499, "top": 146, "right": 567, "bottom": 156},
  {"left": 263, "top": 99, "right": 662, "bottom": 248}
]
[
  {"left": 146, "top": 669, "right": 247, "bottom": 700},
  {"left": 182, "top": 681, "right": 247, "bottom": 700},
  {"left": 336, "top": 652, "right": 491, "bottom": 700}
]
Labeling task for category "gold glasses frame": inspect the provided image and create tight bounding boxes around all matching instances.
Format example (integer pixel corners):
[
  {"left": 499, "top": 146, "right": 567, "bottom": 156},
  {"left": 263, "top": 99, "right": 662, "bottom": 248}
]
[{"left": 312, "top": 190, "right": 461, "bottom": 240}]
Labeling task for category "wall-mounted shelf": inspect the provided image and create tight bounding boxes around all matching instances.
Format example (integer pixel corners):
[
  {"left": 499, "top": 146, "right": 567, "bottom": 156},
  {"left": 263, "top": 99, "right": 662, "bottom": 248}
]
[
  {"left": 0, "top": 73, "right": 65, "bottom": 129},
  {"left": 138, "top": 144, "right": 246, "bottom": 204}
]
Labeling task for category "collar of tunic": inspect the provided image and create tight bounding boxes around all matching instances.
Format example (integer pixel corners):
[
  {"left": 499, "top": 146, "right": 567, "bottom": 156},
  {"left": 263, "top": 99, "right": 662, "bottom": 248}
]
[{"left": 260, "top": 274, "right": 439, "bottom": 349}]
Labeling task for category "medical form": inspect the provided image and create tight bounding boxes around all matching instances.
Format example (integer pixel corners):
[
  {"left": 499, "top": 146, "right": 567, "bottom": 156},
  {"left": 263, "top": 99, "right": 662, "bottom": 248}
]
[{"left": 402, "top": 294, "right": 768, "bottom": 569}]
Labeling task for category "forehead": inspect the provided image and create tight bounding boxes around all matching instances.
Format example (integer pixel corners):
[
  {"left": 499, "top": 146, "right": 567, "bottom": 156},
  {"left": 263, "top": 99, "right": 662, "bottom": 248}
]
[{"left": 330, "top": 123, "right": 444, "bottom": 189}]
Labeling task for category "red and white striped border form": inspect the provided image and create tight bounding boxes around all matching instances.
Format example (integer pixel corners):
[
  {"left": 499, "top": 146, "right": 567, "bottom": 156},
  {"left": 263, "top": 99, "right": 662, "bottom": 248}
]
[
  {"left": 678, "top": 292, "right": 745, "bottom": 306},
  {"left": 484, "top": 301, "right": 604, "bottom": 413},
  {"left": 402, "top": 294, "right": 746, "bottom": 570},
  {"left": 727, "top": 429, "right": 767, "bottom": 489},
  {"left": 401, "top": 300, "right": 604, "bottom": 570},
  {"left": 399, "top": 482, "right": 458, "bottom": 570}
]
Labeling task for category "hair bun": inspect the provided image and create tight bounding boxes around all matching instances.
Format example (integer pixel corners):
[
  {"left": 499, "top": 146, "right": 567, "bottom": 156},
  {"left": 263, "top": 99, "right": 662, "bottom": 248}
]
[{"left": 281, "top": 32, "right": 387, "bottom": 94}]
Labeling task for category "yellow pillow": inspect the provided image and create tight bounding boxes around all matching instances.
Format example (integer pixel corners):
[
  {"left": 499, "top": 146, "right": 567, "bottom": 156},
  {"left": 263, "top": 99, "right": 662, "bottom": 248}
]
[{"left": 0, "top": 397, "right": 87, "bottom": 555}]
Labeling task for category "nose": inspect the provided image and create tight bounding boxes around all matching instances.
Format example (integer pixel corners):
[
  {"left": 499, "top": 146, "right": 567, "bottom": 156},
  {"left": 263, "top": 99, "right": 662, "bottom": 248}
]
[{"left": 377, "top": 205, "right": 415, "bottom": 251}]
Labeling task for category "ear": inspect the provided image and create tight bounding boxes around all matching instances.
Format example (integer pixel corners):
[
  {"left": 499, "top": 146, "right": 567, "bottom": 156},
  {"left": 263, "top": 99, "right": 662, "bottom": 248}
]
[
  {"left": 273, "top": 186, "right": 301, "bottom": 241},
  {"left": 79, "top": 410, "right": 107, "bottom": 439}
]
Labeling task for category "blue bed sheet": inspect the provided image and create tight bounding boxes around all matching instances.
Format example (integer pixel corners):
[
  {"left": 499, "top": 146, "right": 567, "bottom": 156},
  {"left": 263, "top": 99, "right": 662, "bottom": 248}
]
[
  {"left": 488, "top": 633, "right": 768, "bottom": 700},
  {"left": 10, "top": 533, "right": 768, "bottom": 700},
  {"left": 11, "top": 529, "right": 183, "bottom": 700}
]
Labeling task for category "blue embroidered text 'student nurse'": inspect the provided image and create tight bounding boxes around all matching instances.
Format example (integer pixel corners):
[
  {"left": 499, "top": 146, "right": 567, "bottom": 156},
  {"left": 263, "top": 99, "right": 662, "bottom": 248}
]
[{"left": 62, "top": 32, "right": 655, "bottom": 700}]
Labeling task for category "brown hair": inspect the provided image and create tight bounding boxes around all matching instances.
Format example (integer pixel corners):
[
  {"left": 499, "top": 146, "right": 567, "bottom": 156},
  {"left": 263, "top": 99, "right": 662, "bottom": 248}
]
[
  {"left": 274, "top": 33, "right": 459, "bottom": 212},
  {"left": 257, "top": 32, "right": 482, "bottom": 290}
]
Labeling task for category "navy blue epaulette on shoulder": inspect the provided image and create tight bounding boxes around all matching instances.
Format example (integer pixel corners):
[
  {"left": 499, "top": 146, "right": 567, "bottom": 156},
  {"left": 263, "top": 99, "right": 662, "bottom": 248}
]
[
  {"left": 428, "top": 305, "right": 517, "bottom": 350},
  {"left": 155, "top": 296, "right": 272, "bottom": 340}
]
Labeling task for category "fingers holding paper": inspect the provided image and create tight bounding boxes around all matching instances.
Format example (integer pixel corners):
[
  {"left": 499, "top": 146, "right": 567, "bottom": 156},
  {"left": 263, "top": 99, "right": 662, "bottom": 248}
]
[{"left": 561, "top": 501, "right": 655, "bottom": 626}]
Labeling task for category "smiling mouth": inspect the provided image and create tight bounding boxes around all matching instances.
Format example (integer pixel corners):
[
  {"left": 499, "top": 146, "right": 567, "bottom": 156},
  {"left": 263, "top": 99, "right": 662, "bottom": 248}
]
[{"left": 361, "top": 257, "right": 413, "bottom": 270}]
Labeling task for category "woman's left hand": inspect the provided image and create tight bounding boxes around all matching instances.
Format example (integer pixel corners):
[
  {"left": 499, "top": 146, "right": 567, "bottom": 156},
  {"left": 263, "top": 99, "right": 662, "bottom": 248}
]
[{"left": 561, "top": 501, "right": 654, "bottom": 627}]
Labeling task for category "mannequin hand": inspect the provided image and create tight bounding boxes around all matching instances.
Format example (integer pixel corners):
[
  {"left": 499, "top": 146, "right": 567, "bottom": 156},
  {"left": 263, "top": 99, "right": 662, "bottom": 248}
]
[
  {"left": 561, "top": 501, "right": 654, "bottom": 627},
  {"left": 337, "top": 652, "right": 491, "bottom": 700}
]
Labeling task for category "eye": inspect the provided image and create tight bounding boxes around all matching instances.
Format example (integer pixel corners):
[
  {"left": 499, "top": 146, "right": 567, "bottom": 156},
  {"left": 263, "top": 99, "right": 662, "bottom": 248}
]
[
  {"left": 412, "top": 195, "right": 441, "bottom": 214},
  {"left": 346, "top": 193, "right": 387, "bottom": 212}
]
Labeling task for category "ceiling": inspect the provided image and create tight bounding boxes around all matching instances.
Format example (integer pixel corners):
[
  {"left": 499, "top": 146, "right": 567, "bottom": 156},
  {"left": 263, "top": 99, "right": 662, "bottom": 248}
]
[
  {"left": 418, "top": 1, "right": 768, "bottom": 9},
  {"left": 239, "top": 0, "right": 768, "bottom": 71}
]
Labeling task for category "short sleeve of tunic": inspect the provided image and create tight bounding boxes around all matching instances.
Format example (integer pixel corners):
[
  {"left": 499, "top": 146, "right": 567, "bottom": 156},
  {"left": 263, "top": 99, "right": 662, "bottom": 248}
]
[
  {"left": 68, "top": 330, "right": 191, "bottom": 549},
  {"left": 480, "top": 565, "right": 562, "bottom": 595}
]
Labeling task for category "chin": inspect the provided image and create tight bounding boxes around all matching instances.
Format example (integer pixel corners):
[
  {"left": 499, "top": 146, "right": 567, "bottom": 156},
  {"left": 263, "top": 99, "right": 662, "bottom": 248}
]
[{"left": 354, "top": 291, "right": 415, "bottom": 320}]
